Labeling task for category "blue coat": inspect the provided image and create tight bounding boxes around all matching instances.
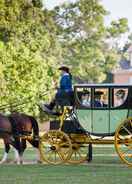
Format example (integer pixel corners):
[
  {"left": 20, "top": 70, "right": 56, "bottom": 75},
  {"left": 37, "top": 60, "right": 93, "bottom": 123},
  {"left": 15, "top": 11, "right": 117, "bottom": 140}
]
[
  {"left": 94, "top": 100, "right": 102, "bottom": 107},
  {"left": 58, "top": 73, "right": 72, "bottom": 93}
]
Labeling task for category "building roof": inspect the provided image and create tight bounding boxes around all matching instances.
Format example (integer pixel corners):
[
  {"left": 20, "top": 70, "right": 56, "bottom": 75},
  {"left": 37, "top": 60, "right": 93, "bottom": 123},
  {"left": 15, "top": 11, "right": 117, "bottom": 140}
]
[
  {"left": 112, "top": 59, "right": 132, "bottom": 74},
  {"left": 74, "top": 83, "right": 132, "bottom": 88},
  {"left": 119, "top": 59, "right": 132, "bottom": 70}
]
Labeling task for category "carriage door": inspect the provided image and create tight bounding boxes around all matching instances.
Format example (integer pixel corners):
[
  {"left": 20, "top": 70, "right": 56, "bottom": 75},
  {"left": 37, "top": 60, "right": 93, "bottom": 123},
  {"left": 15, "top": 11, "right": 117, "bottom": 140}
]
[{"left": 92, "top": 88, "right": 110, "bottom": 134}]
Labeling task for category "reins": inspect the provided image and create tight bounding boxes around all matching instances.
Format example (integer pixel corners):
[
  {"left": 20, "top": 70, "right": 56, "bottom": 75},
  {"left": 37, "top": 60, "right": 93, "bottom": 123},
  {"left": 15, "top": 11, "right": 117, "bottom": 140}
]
[{"left": 0, "top": 90, "right": 51, "bottom": 111}]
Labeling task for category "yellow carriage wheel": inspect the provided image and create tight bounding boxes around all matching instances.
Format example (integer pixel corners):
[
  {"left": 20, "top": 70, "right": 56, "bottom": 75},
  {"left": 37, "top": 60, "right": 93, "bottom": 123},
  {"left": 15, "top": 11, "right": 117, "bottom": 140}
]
[
  {"left": 114, "top": 118, "right": 132, "bottom": 167},
  {"left": 67, "top": 143, "right": 87, "bottom": 164},
  {"left": 39, "top": 130, "right": 72, "bottom": 165}
]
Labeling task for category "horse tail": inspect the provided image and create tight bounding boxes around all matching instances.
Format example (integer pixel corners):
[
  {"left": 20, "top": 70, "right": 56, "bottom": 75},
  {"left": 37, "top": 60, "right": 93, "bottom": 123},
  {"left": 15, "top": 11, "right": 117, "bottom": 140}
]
[{"left": 28, "top": 116, "right": 39, "bottom": 140}]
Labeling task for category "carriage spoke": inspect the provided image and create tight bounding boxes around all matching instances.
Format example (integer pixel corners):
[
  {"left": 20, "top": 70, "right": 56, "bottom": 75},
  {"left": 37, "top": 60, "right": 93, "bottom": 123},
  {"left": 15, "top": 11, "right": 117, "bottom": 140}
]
[
  {"left": 121, "top": 125, "right": 132, "bottom": 136},
  {"left": 40, "top": 130, "right": 72, "bottom": 164},
  {"left": 54, "top": 151, "right": 57, "bottom": 161},
  {"left": 57, "top": 151, "right": 64, "bottom": 160},
  {"left": 120, "top": 147, "right": 131, "bottom": 155},
  {"left": 115, "top": 118, "right": 132, "bottom": 167},
  {"left": 47, "top": 151, "right": 54, "bottom": 160},
  {"left": 68, "top": 144, "right": 87, "bottom": 164},
  {"left": 129, "top": 120, "right": 132, "bottom": 127}
]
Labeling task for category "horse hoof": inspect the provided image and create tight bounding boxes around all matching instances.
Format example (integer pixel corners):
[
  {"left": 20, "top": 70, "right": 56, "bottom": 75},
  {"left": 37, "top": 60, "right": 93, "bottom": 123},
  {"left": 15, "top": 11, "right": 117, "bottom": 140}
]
[
  {"left": 37, "top": 160, "right": 42, "bottom": 164},
  {"left": 16, "top": 162, "right": 21, "bottom": 165},
  {"left": 13, "top": 160, "right": 17, "bottom": 164},
  {"left": 16, "top": 160, "right": 22, "bottom": 165}
]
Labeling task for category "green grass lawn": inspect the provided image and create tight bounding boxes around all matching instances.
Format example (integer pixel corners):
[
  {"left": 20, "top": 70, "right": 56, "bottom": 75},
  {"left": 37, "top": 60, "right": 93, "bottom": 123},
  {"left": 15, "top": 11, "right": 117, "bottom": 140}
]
[
  {"left": 0, "top": 164, "right": 131, "bottom": 184},
  {"left": 0, "top": 145, "right": 131, "bottom": 184}
]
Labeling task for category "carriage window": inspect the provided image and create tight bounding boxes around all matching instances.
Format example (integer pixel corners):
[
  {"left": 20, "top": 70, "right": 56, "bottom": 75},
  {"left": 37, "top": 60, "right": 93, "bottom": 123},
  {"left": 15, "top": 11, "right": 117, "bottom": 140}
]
[
  {"left": 112, "top": 88, "right": 128, "bottom": 107},
  {"left": 81, "top": 89, "right": 91, "bottom": 107},
  {"left": 75, "top": 87, "right": 91, "bottom": 107},
  {"left": 94, "top": 88, "right": 108, "bottom": 108}
]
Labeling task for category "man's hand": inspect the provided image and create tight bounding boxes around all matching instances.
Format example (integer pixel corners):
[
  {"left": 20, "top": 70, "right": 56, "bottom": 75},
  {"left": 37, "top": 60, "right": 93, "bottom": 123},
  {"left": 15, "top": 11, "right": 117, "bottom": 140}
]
[{"left": 52, "top": 79, "right": 58, "bottom": 89}]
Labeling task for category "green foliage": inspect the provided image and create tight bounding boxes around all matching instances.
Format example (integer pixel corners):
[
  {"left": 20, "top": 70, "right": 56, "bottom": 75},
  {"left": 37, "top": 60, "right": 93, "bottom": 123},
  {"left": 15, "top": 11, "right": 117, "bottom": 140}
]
[
  {"left": 0, "top": 0, "right": 129, "bottom": 116},
  {"left": 53, "top": 0, "right": 128, "bottom": 83},
  {"left": 107, "top": 18, "right": 129, "bottom": 38},
  {"left": 0, "top": 0, "right": 61, "bottom": 116}
]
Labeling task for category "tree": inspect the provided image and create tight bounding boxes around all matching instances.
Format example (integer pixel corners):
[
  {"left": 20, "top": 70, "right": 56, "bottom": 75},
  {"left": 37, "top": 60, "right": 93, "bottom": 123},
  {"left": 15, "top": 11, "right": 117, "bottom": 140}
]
[
  {"left": 53, "top": 0, "right": 129, "bottom": 83},
  {"left": 0, "top": 0, "right": 61, "bottom": 116},
  {"left": 0, "top": 0, "right": 129, "bottom": 116}
]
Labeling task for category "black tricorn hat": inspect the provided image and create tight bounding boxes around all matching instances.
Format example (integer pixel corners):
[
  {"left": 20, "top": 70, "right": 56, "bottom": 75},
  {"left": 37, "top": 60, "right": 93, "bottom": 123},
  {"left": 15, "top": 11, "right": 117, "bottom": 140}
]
[
  {"left": 115, "top": 89, "right": 125, "bottom": 97},
  {"left": 94, "top": 91, "right": 104, "bottom": 96},
  {"left": 58, "top": 65, "right": 70, "bottom": 72}
]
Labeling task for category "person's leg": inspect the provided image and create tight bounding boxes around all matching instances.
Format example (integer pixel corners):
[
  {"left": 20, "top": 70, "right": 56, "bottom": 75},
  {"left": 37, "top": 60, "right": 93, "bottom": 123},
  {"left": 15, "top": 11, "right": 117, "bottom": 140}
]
[
  {"left": 43, "top": 90, "right": 73, "bottom": 112},
  {"left": 47, "top": 99, "right": 56, "bottom": 110},
  {"left": 43, "top": 93, "right": 57, "bottom": 111}
]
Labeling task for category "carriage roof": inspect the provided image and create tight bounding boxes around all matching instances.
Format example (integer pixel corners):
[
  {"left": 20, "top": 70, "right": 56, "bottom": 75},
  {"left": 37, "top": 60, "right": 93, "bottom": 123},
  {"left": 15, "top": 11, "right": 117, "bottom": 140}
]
[{"left": 74, "top": 83, "right": 132, "bottom": 88}]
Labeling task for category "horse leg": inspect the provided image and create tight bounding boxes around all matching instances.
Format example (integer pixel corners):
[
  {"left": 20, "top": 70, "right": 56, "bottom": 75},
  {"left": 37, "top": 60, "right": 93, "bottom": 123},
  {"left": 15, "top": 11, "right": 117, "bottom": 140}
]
[
  {"left": 21, "top": 139, "right": 27, "bottom": 154},
  {"left": 18, "top": 139, "right": 27, "bottom": 162},
  {"left": 35, "top": 148, "right": 42, "bottom": 163},
  {"left": 28, "top": 139, "right": 41, "bottom": 163},
  {"left": 12, "top": 138, "right": 23, "bottom": 164},
  {"left": 28, "top": 115, "right": 41, "bottom": 163},
  {"left": 13, "top": 148, "right": 21, "bottom": 164},
  {"left": 0, "top": 139, "right": 10, "bottom": 164}
]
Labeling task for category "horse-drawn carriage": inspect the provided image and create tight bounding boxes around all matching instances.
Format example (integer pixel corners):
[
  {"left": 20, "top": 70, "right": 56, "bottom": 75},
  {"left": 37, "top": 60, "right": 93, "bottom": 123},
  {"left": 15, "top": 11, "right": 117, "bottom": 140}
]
[
  {"left": 0, "top": 83, "right": 131, "bottom": 166},
  {"left": 39, "top": 83, "right": 132, "bottom": 167}
]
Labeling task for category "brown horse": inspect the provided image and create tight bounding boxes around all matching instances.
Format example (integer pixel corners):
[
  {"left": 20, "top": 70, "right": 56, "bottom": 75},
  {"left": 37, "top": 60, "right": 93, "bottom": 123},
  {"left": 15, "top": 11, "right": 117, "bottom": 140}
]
[{"left": 0, "top": 112, "right": 41, "bottom": 164}]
